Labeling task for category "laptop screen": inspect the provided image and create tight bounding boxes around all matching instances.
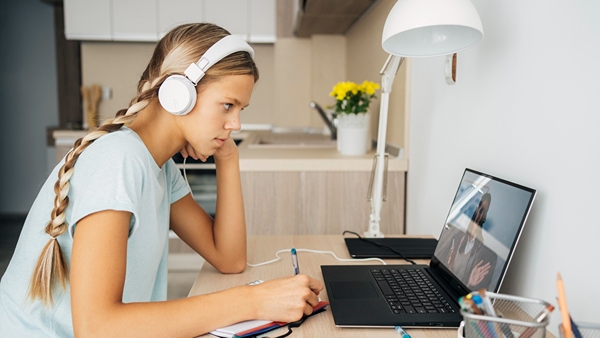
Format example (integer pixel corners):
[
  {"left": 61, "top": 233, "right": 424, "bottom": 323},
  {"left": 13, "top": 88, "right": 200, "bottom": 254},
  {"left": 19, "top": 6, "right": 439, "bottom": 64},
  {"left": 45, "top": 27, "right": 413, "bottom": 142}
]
[{"left": 432, "top": 169, "right": 536, "bottom": 293}]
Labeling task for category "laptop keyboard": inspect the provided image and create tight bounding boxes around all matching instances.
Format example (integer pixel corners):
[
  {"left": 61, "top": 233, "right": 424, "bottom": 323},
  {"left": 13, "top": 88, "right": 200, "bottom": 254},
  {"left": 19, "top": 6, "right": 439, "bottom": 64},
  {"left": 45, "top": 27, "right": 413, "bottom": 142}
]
[{"left": 371, "top": 269, "right": 456, "bottom": 315}]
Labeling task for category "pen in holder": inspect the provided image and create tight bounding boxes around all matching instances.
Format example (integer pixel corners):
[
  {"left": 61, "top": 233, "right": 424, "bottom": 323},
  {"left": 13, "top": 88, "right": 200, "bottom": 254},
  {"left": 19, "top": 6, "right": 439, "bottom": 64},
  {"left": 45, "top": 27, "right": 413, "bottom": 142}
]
[
  {"left": 460, "top": 292, "right": 552, "bottom": 338},
  {"left": 559, "top": 322, "right": 600, "bottom": 338}
]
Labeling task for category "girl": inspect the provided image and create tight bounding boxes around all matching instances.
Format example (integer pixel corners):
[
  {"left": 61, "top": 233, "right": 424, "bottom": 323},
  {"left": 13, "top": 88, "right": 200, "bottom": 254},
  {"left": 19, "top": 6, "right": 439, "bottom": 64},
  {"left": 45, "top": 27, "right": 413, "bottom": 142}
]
[{"left": 0, "top": 23, "right": 323, "bottom": 337}]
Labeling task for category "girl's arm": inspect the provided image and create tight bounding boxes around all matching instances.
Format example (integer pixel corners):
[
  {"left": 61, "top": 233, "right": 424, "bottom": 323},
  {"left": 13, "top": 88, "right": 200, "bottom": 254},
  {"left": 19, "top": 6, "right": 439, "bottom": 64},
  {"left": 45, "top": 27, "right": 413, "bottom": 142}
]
[
  {"left": 70, "top": 210, "right": 323, "bottom": 337},
  {"left": 169, "top": 137, "right": 246, "bottom": 273}
]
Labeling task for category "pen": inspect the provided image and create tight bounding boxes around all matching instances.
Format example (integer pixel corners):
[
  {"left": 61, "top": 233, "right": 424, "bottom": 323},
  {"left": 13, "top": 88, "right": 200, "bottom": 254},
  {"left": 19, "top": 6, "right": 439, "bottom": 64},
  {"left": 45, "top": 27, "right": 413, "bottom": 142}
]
[
  {"left": 557, "top": 273, "right": 573, "bottom": 338},
  {"left": 570, "top": 315, "right": 583, "bottom": 338},
  {"left": 458, "top": 297, "right": 487, "bottom": 338},
  {"left": 520, "top": 304, "right": 554, "bottom": 338},
  {"left": 477, "top": 289, "right": 496, "bottom": 316},
  {"left": 395, "top": 325, "right": 411, "bottom": 338},
  {"left": 472, "top": 294, "right": 500, "bottom": 338},
  {"left": 291, "top": 248, "right": 300, "bottom": 275},
  {"left": 478, "top": 289, "right": 515, "bottom": 338}
]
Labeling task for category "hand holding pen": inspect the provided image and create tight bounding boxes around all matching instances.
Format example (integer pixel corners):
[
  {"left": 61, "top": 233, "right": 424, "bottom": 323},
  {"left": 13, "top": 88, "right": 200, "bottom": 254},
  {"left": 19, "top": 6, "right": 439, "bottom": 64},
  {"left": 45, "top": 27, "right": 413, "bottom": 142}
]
[{"left": 291, "top": 248, "right": 300, "bottom": 275}]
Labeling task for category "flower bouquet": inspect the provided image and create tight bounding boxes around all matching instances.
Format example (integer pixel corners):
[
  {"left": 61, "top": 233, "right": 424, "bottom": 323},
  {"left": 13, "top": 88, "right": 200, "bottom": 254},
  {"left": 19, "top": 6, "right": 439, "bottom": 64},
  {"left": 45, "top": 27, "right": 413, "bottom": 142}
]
[{"left": 329, "top": 80, "right": 380, "bottom": 155}]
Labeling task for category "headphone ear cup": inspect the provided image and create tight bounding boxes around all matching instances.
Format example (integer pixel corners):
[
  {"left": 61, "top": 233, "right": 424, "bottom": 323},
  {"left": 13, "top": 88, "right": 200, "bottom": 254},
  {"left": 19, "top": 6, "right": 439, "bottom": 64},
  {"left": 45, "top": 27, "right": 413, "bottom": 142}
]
[{"left": 158, "top": 75, "right": 197, "bottom": 115}]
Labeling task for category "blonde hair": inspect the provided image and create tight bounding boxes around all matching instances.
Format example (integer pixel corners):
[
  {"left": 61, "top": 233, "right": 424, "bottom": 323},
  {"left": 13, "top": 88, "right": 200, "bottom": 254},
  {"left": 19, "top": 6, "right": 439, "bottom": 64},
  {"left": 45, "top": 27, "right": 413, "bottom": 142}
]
[{"left": 27, "top": 23, "right": 258, "bottom": 305}]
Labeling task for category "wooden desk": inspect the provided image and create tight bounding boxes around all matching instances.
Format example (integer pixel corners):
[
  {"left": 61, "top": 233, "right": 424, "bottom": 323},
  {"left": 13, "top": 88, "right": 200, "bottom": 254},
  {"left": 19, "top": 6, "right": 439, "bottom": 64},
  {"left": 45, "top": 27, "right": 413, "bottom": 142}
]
[{"left": 189, "top": 235, "right": 457, "bottom": 338}]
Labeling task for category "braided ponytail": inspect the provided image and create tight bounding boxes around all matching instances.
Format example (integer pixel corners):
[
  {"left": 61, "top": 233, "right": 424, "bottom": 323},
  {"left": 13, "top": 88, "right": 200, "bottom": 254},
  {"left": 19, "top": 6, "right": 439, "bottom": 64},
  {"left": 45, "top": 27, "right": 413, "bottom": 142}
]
[
  {"left": 27, "top": 83, "right": 157, "bottom": 305},
  {"left": 27, "top": 22, "right": 258, "bottom": 305}
]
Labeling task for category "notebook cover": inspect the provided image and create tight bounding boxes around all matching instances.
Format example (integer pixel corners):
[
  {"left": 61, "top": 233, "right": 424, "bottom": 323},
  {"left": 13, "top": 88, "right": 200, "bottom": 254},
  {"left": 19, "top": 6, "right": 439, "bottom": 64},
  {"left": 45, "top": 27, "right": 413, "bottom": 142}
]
[{"left": 230, "top": 301, "right": 329, "bottom": 338}]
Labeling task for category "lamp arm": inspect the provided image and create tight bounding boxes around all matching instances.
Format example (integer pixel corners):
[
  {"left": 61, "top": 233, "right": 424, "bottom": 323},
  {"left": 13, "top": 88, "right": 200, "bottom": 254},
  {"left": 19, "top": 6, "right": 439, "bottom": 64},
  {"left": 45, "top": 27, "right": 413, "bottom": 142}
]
[{"left": 365, "top": 54, "right": 404, "bottom": 238}]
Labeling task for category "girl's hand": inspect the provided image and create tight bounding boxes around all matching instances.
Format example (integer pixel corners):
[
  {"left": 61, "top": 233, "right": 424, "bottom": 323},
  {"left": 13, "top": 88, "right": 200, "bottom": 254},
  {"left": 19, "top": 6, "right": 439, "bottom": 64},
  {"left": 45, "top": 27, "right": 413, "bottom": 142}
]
[
  {"left": 213, "top": 137, "right": 239, "bottom": 162},
  {"left": 250, "top": 275, "right": 324, "bottom": 323},
  {"left": 179, "top": 138, "right": 238, "bottom": 163},
  {"left": 179, "top": 143, "right": 208, "bottom": 162}
]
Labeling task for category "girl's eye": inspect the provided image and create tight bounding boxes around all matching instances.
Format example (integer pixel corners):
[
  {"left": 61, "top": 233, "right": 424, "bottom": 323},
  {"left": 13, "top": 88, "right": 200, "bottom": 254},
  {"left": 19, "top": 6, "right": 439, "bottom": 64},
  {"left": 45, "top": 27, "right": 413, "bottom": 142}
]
[{"left": 223, "top": 103, "right": 232, "bottom": 110}]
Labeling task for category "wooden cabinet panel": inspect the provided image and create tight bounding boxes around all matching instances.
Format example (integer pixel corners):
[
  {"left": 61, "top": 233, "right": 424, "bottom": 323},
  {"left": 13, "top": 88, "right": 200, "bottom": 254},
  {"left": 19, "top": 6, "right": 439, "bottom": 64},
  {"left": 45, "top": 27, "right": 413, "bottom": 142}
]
[{"left": 241, "top": 171, "right": 405, "bottom": 235}]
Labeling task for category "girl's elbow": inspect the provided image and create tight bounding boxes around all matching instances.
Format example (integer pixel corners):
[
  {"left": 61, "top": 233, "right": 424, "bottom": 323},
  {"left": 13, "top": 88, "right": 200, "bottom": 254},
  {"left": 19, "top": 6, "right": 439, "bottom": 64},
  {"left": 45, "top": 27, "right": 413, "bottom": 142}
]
[{"left": 216, "top": 259, "right": 247, "bottom": 274}]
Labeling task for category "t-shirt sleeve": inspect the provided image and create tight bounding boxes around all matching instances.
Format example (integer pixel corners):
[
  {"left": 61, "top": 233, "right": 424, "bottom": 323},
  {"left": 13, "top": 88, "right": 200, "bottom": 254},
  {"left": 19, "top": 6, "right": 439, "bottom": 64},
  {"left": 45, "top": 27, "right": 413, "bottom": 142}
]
[
  {"left": 66, "top": 139, "right": 146, "bottom": 238},
  {"left": 164, "top": 158, "right": 190, "bottom": 204}
]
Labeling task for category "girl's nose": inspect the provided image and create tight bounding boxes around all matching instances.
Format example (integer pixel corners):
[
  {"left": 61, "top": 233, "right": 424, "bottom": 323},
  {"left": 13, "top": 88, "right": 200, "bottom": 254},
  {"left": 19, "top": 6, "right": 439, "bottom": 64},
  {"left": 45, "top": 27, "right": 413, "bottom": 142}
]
[{"left": 226, "top": 112, "right": 241, "bottom": 131}]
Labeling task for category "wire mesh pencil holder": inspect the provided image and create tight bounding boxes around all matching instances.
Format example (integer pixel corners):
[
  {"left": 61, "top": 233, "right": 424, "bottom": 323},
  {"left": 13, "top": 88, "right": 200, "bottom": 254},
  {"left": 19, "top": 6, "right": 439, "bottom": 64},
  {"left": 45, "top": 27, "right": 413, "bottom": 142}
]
[
  {"left": 460, "top": 292, "right": 551, "bottom": 338},
  {"left": 559, "top": 322, "right": 600, "bottom": 338}
]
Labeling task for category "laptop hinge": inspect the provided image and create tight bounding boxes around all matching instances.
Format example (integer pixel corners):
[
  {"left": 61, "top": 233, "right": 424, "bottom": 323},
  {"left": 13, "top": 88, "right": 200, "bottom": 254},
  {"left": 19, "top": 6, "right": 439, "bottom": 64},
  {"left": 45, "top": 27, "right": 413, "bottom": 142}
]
[{"left": 425, "top": 267, "right": 469, "bottom": 303}]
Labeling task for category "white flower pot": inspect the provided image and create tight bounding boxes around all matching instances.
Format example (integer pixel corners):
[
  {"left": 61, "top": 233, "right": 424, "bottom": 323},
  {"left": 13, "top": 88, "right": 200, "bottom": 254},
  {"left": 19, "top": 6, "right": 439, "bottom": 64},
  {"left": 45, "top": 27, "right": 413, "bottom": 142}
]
[{"left": 337, "top": 112, "right": 370, "bottom": 156}]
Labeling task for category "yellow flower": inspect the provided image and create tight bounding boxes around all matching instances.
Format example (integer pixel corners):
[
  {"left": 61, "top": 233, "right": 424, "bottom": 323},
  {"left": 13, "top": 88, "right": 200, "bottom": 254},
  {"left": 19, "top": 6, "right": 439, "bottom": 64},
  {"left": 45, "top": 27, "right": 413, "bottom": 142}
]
[
  {"left": 360, "top": 80, "right": 380, "bottom": 95},
  {"left": 329, "top": 80, "right": 380, "bottom": 115}
]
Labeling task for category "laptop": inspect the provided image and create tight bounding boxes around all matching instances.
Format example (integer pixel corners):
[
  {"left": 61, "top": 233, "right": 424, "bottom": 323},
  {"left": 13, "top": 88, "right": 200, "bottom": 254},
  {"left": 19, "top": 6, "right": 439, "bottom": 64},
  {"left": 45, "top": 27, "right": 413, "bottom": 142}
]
[{"left": 321, "top": 168, "right": 536, "bottom": 328}]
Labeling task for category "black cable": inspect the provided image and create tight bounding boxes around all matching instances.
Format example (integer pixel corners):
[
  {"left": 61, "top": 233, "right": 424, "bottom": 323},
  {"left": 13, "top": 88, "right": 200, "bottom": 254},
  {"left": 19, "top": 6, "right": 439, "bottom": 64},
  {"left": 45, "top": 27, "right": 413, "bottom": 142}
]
[
  {"left": 264, "top": 307, "right": 327, "bottom": 338},
  {"left": 342, "top": 230, "right": 417, "bottom": 265},
  {"left": 265, "top": 317, "right": 305, "bottom": 338}
]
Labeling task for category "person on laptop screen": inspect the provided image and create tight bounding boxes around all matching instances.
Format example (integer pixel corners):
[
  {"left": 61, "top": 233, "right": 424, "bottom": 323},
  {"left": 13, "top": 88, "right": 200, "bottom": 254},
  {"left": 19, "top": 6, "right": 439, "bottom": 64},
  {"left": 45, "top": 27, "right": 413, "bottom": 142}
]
[{"left": 436, "top": 192, "right": 497, "bottom": 290}]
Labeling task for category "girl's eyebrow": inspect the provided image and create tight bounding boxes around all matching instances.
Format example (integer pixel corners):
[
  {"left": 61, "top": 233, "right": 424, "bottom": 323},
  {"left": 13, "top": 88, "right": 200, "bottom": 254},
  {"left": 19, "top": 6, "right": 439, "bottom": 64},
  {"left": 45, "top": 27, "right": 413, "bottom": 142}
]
[
  {"left": 225, "top": 96, "right": 250, "bottom": 108},
  {"left": 224, "top": 96, "right": 241, "bottom": 105}
]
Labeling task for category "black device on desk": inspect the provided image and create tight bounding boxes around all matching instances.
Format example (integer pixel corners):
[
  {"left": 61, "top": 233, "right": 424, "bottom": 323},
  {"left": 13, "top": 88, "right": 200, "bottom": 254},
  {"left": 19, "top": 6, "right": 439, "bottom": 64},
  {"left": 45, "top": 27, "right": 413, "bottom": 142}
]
[
  {"left": 344, "top": 237, "right": 438, "bottom": 259},
  {"left": 322, "top": 168, "right": 537, "bottom": 328}
]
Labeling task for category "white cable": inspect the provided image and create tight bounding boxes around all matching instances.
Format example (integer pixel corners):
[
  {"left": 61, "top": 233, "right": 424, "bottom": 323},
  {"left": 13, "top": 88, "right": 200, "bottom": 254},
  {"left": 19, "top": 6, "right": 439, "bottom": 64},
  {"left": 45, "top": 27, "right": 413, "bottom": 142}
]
[
  {"left": 246, "top": 248, "right": 387, "bottom": 267},
  {"left": 182, "top": 157, "right": 195, "bottom": 199}
]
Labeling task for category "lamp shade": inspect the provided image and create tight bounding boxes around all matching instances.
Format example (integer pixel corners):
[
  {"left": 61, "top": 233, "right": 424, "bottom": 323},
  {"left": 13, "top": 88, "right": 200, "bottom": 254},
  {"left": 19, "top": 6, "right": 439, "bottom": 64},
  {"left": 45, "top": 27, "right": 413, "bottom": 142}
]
[{"left": 382, "top": 0, "right": 484, "bottom": 57}]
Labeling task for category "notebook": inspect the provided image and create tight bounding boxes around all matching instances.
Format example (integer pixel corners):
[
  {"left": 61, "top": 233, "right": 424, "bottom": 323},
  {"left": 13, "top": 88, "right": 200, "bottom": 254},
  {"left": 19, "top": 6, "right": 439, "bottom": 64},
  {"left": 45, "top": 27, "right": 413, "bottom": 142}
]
[
  {"left": 210, "top": 301, "right": 329, "bottom": 337},
  {"left": 344, "top": 237, "right": 438, "bottom": 259},
  {"left": 322, "top": 168, "right": 536, "bottom": 328}
]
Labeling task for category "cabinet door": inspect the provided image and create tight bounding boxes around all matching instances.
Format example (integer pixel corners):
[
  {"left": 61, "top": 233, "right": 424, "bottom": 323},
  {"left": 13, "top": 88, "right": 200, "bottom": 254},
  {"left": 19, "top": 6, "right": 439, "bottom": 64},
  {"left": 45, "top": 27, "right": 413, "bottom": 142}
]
[
  {"left": 249, "top": 0, "right": 276, "bottom": 43},
  {"left": 241, "top": 171, "right": 405, "bottom": 235},
  {"left": 64, "top": 0, "right": 112, "bottom": 40},
  {"left": 204, "top": 0, "right": 249, "bottom": 40},
  {"left": 112, "top": 0, "right": 158, "bottom": 41},
  {"left": 158, "top": 0, "right": 205, "bottom": 39}
]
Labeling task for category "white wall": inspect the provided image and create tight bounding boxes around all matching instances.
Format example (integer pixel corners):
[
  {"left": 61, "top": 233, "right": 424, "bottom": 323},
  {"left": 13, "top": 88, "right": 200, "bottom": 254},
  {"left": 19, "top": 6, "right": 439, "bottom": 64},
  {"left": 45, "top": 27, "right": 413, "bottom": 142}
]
[{"left": 406, "top": 0, "right": 600, "bottom": 333}]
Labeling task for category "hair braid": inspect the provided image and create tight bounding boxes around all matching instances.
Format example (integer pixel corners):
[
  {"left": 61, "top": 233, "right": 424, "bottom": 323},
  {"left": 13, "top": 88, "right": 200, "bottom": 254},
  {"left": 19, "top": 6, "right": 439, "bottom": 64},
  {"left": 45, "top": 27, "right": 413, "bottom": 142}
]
[
  {"left": 27, "top": 81, "right": 157, "bottom": 305},
  {"left": 27, "top": 22, "right": 259, "bottom": 306}
]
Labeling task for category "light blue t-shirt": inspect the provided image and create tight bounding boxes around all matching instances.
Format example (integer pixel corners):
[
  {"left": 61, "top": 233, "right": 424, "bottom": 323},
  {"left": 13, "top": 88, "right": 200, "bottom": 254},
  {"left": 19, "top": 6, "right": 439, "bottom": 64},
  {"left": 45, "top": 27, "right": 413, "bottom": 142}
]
[{"left": 0, "top": 127, "right": 189, "bottom": 337}]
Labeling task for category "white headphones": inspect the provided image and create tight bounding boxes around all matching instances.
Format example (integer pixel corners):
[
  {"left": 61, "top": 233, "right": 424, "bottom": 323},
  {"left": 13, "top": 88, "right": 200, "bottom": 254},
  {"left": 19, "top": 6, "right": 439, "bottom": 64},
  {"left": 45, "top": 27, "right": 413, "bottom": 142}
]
[{"left": 158, "top": 35, "right": 255, "bottom": 115}]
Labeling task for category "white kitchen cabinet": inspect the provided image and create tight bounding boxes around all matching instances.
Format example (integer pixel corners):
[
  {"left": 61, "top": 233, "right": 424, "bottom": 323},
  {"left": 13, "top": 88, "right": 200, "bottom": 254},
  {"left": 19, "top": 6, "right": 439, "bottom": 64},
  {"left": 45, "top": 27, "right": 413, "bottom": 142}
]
[
  {"left": 158, "top": 0, "right": 205, "bottom": 39},
  {"left": 64, "top": 0, "right": 274, "bottom": 43},
  {"left": 64, "top": 0, "right": 111, "bottom": 40},
  {"left": 204, "top": 0, "right": 249, "bottom": 39},
  {"left": 249, "top": 0, "right": 276, "bottom": 43},
  {"left": 64, "top": 0, "right": 155, "bottom": 41},
  {"left": 112, "top": 0, "right": 158, "bottom": 41}
]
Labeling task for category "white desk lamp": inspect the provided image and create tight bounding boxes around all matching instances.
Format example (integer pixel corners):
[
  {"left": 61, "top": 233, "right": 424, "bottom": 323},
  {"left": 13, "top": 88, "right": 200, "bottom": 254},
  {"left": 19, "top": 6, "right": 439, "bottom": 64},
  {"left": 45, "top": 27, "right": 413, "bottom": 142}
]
[{"left": 365, "top": 0, "right": 484, "bottom": 237}]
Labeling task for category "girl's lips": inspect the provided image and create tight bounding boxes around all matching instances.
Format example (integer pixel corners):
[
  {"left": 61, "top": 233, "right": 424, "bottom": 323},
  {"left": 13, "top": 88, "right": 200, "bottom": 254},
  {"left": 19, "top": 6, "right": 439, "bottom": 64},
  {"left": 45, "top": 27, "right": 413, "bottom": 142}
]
[{"left": 215, "top": 138, "right": 226, "bottom": 146}]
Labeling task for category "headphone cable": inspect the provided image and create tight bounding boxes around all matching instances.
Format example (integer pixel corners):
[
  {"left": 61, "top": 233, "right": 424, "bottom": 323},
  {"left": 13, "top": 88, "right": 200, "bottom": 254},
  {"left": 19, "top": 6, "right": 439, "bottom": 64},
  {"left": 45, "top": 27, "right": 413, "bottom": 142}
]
[{"left": 182, "top": 157, "right": 195, "bottom": 200}]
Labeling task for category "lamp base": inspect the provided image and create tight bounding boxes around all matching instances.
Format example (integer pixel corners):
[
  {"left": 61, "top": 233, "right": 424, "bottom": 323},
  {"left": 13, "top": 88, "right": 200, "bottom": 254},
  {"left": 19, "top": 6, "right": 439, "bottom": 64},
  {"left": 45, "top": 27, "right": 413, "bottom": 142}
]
[{"left": 364, "top": 220, "right": 385, "bottom": 238}]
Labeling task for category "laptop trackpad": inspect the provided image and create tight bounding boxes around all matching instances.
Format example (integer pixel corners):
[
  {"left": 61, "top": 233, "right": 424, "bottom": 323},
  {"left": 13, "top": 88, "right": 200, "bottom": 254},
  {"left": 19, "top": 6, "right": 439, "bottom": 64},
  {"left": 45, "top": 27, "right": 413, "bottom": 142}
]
[{"left": 330, "top": 282, "right": 378, "bottom": 299}]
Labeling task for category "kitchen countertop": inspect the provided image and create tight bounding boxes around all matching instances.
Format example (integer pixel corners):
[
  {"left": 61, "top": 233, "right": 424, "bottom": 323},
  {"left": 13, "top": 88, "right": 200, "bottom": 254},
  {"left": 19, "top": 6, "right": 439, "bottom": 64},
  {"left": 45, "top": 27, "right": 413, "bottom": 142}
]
[
  {"left": 53, "top": 129, "right": 408, "bottom": 172},
  {"left": 235, "top": 131, "right": 407, "bottom": 172}
]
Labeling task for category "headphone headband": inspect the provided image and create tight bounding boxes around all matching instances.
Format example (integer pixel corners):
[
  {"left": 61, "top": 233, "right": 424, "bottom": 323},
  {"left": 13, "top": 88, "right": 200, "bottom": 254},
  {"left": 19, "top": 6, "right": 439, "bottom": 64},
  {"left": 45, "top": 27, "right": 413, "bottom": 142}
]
[
  {"left": 158, "top": 35, "right": 255, "bottom": 115},
  {"left": 185, "top": 35, "right": 255, "bottom": 85}
]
